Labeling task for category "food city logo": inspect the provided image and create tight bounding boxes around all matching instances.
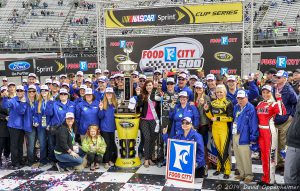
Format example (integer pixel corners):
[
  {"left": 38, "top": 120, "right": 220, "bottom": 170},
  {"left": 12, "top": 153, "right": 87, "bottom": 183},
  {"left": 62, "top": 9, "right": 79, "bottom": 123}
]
[
  {"left": 67, "top": 61, "right": 97, "bottom": 70},
  {"left": 36, "top": 60, "right": 65, "bottom": 74},
  {"left": 139, "top": 37, "right": 204, "bottom": 71},
  {"left": 109, "top": 40, "right": 135, "bottom": 48},
  {"left": 261, "top": 57, "right": 300, "bottom": 67},
  {"left": 210, "top": 36, "right": 238, "bottom": 45},
  {"left": 8, "top": 61, "right": 31, "bottom": 71},
  {"left": 214, "top": 52, "right": 233, "bottom": 62}
]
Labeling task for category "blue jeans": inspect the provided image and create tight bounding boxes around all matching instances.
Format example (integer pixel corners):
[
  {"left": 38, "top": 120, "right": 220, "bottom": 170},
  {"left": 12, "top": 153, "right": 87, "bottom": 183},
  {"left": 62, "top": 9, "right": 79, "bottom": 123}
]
[
  {"left": 48, "top": 134, "right": 57, "bottom": 162},
  {"left": 25, "top": 127, "right": 37, "bottom": 164},
  {"left": 55, "top": 149, "right": 85, "bottom": 168},
  {"left": 37, "top": 128, "right": 48, "bottom": 164}
]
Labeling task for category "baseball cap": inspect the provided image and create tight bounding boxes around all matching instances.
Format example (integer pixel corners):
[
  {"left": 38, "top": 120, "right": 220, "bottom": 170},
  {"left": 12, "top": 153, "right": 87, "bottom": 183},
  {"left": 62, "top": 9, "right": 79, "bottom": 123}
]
[
  {"left": 22, "top": 79, "right": 28, "bottom": 83},
  {"left": 85, "top": 88, "right": 93, "bottom": 95},
  {"left": 236, "top": 90, "right": 248, "bottom": 98},
  {"left": 28, "top": 73, "right": 36, "bottom": 78},
  {"left": 76, "top": 71, "right": 84, "bottom": 76},
  {"left": 167, "top": 78, "right": 175, "bottom": 84},
  {"left": 182, "top": 117, "right": 192, "bottom": 124},
  {"left": 1, "top": 86, "right": 7, "bottom": 91},
  {"left": 35, "top": 80, "right": 40, "bottom": 85},
  {"left": 190, "top": 75, "right": 198, "bottom": 80},
  {"left": 154, "top": 70, "right": 162, "bottom": 74},
  {"left": 128, "top": 97, "right": 137, "bottom": 110},
  {"left": 40, "top": 85, "right": 49, "bottom": 91},
  {"left": 85, "top": 78, "right": 92, "bottom": 83},
  {"left": 275, "top": 70, "right": 288, "bottom": 78},
  {"left": 178, "top": 73, "right": 187, "bottom": 80},
  {"left": 196, "top": 68, "right": 203, "bottom": 72},
  {"left": 65, "top": 112, "right": 74, "bottom": 119},
  {"left": 98, "top": 76, "right": 107, "bottom": 83},
  {"left": 16, "top": 85, "right": 25, "bottom": 91},
  {"left": 62, "top": 83, "right": 70, "bottom": 88},
  {"left": 131, "top": 71, "right": 139, "bottom": 76},
  {"left": 105, "top": 87, "right": 114, "bottom": 93},
  {"left": 110, "top": 75, "right": 115, "bottom": 79},
  {"left": 28, "top": 85, "right": 36, "bottom": 90},
  {"left": 95, "top": 69, "right": 102, "bottom": 74},
  {"left": 80, "top": 85, "right": 87, "bottom": 90},
  {"left": 8, "top": 82, "right": 16, "bottom": 87},
  {"left": 227, "top": 75, "right": 236, "bottom": 81},
  {"left": 103, "top": 69, "right": 109, "bottom": 74},
  {"left": 2, "top": 77, "right": 7, "bottom": 81},
  {"left": 194, "top": 81, "right": 204, "bottom": 88},
  {"left": 59, "top": 74, "right": 67, "bottom": 79},
  {"left": 45, "top": 79, "right": 52, "bottom": 84},
  {"left": 139, "top": 74, "right": 147, "bottom": 80},
  {"left": 59, "top": 88, "right": 68, "bottom": 94},
  {"left": 178, "top": 91, "right": 188, "bottom": 97},
  {"left": 206, "top": 74, "right": 216, "bottom": 81},
  {"left": 52, "top": 80, "right": 60, "bottom": 86},
  {"left": 262, "top": 85, "right": 273, "bottom": 92}
]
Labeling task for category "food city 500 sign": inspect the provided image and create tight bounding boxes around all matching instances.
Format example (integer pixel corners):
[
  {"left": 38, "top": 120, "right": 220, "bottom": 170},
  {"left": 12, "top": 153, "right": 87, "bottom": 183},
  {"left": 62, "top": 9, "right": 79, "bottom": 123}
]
[
  {"left": 105, "top": 2, "right": 243, "bottom": 28},
  {"left": 106, "top": 33, "right": 242, "bottom": 75}
]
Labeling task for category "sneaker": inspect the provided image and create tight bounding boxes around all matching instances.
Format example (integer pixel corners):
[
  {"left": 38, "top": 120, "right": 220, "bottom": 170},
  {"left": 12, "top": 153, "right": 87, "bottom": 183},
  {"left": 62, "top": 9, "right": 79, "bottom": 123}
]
[
  {"left": 95, "top": 163, "right": 100, "bottom": 169},
  {"left": 251, "top": 152, "right": 260, "bottom": 160},
  {"left": 56, "top": 163, "right": 64, "bottom": 172},
  {"left": 213, "top": 171, "right": 220, "bottom": 176},
  {"left": 109, "top": 161, "right": 114, "bottom": 166},
  {"left": 234, "top": 175, "right": 243, "bottom": 180},
  {"left": 223, "top": 174, "right": 230, "bottom": 179},
  {"left": 90, "top": 163, "right": 95, "bottom": 171},
  {"left": 104, "top": 163, "right": 110, "bottom": 169},
  {"left": 243, "top": 177, "right": 253, "bottom": 184}
]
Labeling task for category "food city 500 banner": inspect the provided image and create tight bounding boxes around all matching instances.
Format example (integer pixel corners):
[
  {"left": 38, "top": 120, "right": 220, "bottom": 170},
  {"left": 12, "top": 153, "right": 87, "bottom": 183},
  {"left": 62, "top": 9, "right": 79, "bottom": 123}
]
[
  {"left": 105, "top": 2, "right": 242, "bottom": 28},
  {"left": 106, "top": 33, "right": 242, "bottom": 75},
  {"left": 260, "top": 52, "right": 300, "bottom": 72}
]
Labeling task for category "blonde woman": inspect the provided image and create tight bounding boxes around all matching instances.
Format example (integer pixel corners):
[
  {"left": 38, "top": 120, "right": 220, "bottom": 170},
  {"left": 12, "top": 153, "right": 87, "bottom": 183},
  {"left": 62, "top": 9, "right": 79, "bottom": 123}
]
[
  {"left": 98, "top": 87, "right": 118, "bottom": 169},
  {"left": 34, "top": 85, "right": 51, "bottom": 166},
  {"left": 204, "top": 84, "right": 233, "bottom": 179}
]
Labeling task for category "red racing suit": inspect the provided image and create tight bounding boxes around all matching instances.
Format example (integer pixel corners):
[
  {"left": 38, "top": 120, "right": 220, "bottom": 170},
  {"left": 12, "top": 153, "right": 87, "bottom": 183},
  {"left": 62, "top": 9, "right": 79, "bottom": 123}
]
[{"left": 256, "top": 98, "right": 286, "bottom": 184}]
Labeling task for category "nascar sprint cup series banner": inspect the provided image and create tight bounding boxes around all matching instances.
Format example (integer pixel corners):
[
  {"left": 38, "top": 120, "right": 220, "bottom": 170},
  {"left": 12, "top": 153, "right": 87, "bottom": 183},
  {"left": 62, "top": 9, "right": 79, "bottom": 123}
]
[
  {"left": 260, "top": 52, "right": 300, "bottom": 72},
  {"left": 105, "top": 2, "right": 242, "bottom": 28},
  {"left": 106, "top": 33, "right": 242, "bottom": 75}
]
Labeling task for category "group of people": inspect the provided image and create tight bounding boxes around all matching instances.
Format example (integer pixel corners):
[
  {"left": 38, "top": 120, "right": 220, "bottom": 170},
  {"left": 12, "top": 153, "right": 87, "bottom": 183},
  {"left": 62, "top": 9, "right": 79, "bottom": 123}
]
[{"left": 0, "top": 67, "right": 299, "bottom": 186}]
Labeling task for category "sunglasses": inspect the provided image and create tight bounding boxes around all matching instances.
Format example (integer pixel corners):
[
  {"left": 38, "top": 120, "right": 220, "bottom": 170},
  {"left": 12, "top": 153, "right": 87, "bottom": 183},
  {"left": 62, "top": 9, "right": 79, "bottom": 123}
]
[
  {"left": 182, "top": 121, "right": 191, "bottom": 125},
  {"left": 132, "top": 75, "right": 138, "bottom": 78},
  {"left": 28, "top": 91, "right": 36, "bottom": 93},
  {"left": 178, "top": 78, "right": 185, "bottom": 81},
  {"left": 1, "top": 90, "right": 6, "bottom": 93},
  {"left": 41, "top": 90, "right": 49, "bottom": 92},
  {"left": 60, "top": 93, "right": 68, "bottom": 96},
  {"left": 139, "top": 80, "right": 145, "bottom": 82},
  {"left": 16, "top": 90, "right": 24, "bottom": 92}
]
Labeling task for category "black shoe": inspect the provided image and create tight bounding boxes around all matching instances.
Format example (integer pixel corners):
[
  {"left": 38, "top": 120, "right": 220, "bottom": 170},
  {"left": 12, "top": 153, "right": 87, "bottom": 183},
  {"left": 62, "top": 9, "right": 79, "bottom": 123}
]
[
  {"left": 223, "top": 174, "right": 230, "bottom": 179},
  {"left": 213, "top": 171, "right": 220, "bottom": 176},
  {"left": 234, "top": 169, "right": 240, "bottom": 175}
]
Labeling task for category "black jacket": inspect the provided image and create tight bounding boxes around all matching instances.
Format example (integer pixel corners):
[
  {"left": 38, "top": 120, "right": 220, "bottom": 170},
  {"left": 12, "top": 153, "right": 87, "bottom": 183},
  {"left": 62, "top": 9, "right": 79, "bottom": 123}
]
[
  {"left": 55, "top": 124, "right": 75, "bottom": 153},
  {"left": 137, "top": 91, "right": 161, "bottom": 119},
  {"left": 0, "top": 98, "right": 9, "bottom": 137},
  {"left": 287, "top": 98, "right": 300, "bottom": 149}
]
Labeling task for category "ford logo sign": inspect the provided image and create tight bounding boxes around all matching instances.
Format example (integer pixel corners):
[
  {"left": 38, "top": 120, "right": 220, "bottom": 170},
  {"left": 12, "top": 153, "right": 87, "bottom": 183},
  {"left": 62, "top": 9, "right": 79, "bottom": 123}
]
[{"left": 8, "top": 61, "right": 31, "bottom": 71}]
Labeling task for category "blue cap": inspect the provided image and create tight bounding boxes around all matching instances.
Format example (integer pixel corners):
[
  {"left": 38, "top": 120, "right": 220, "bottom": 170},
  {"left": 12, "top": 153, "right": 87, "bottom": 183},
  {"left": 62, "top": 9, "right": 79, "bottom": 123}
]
[{"left": 275, "top": 70, "right": 288, "bottom": 78}]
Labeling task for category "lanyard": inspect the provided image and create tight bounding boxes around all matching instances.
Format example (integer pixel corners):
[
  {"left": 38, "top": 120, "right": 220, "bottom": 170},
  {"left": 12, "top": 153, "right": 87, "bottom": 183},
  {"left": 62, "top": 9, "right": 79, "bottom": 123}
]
[{"left": 234, "top": 105, "right": 246, "bottom": 123}]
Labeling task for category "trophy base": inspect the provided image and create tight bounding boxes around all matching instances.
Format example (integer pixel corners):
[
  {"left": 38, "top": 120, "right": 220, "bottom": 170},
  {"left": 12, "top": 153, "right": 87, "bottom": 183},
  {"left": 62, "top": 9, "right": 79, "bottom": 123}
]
[{"left": 115, "top": 157, "right": 141, "bottom": 168}]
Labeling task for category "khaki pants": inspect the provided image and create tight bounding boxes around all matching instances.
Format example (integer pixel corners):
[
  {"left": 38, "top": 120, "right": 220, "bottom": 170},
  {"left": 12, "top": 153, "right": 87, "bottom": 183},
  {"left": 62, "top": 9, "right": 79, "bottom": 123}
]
[
  {"left": 276, "top": 116, "right": 293, "bottom": 167},
  {"left": 233, "top": 134, "right": 253, "bottom": 180}
]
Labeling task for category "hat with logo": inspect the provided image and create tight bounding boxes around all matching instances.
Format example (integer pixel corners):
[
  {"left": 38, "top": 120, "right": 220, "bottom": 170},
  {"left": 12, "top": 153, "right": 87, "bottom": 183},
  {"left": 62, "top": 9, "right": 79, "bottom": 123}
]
[
  {"left": 110, "top": 75, "right": 115, "bottom": 79},
  {"left": 8, "top": 82, "right": 15, "bottom": 87},
  {"left": 45, "top": 79, "right": 52, "bottom": 84},
  {"left": 40, "top": 85, "right": 49, "bottom": 91},
  {"left": 178, "top": 73, "right": 187, "bottom": 80},
  {"left": 28, "top": 73, "right": 36, "bottom": 78},
  {"left": 178, "top": 91, "right": 188, "bottom": 97},
  {"left": 95, "top": 69, "right": 102, "bottom": 74},
  {"left": 189, "top": 75, "right": 198, "bottom": 80},
  {"left": 243, "top": 75, "right": 249, "bottom": 80},
  {"left": 179, "top": 69, "right": 189, "bottom": 75},
  {"left": 128, "top": 97, "right": 137, "bottom": 110},
  {"left": 98, "top": 76, "right": 107, "bottom": 83},
  {"left": 131, "top": 71, "right": 139, "bottom": 76},
  {"left": 28, "top": 85, "right": 36, "bottom": 90},
  {"left": 76, "top": 71, "right": 84, "bottom": 76},
  {"left": 85, "top": 88, "right": 93, "bottom": 95},
  {"left": 62, "top": 83, "right": 70, "bottom": 88},
  {"left": 85, "top": 78, "right": 92, "bottom": 83},
  {"left": 227, "top": 75, "right": 236, "bottom": 81},
  {"left": 195, "top": 81, "right": 204, "bottom": 88},
  {"left": 154, "top": 70, "right": 162, "bottom": 75},
  {"left": 105, "top": 87, "right": 114, "bottom": 93},
  {"left": 22, "top": 79, "right": 28, "bottom": 83},
  {"left": 59, "top": 74, "right": 67, "bottom": 79},
  {"left": 115, "top": 73, "right": 124, "bottom": 78},
  {"left": 181, "top": 117, "right": 192, "bottom": 124},
  {"left": 16, "top": 85, "right": 25, "bottom": 91},
  {"left": 206, "top": 74, "right": 216, "bottom": 81},
  {"left": 59, "top": 88, "right": 68, "bottom": 94},
  {"left": 80, "top": 85, "right": 87, "bottom": 90},
  {"left": 104, "top": 69, "right": 109, "bottom": 74},
  {"left": 65, "top": 112, "right": 74, "bottom": 119},
  {"left": 196, "top": 68, "right": 203, "bottom": 72},
  {"left": 1, "top": 86, "right": 7, "bottom": 92},
  {"left": 139, "top": 74, "right": 147, "bottom": 80},
  {"left": 275, "top": 70, "right": 288, "bottom": 78},
  {"left": 262, "top": 85, "right": 273, "bottom": 92},
  {"left": 35, "top": 80, "right": 40, "bottom": 85},
  {"left": 2, "top": 77, "right": 7, "bottom": 81},
  {"left": 237, "top": 90, "right": 248, "bottom": 98},
  {"left": 167, "top": 78, "right": 175, "bottom": 84},
  {"left": 52, "top": 80, "right": 60, "bottom": 87}
]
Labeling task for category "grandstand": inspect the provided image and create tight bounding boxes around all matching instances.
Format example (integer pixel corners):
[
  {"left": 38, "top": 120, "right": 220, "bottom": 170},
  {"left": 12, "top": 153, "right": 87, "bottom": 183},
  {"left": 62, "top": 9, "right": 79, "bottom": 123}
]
[{"left": 0, "top": 0, "right": 300, "bottom": 51}]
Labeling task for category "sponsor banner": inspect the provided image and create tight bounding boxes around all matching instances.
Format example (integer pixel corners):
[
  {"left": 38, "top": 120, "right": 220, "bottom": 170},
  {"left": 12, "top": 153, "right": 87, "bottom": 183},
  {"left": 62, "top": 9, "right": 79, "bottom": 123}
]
[
  {"left": 66, "top": 57, "right": 98, "bottom": 74},
  {"left": 35, "top": 59, "right": 66, "bottom": 76},
  {"left": 105, "top": 2, "right": 242, "bottom": 28},
  {"left": 260, "top": 52, "right": 300, "bottom": 72},
  {"left": 5, "top": 59, "right": 34, "bottom": 77},
  {"left": 166, "top": 139, "right": 196, "bottom": 184},
  {"left": 106, "top": 33, "right": 242, "bottom": 75}
]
